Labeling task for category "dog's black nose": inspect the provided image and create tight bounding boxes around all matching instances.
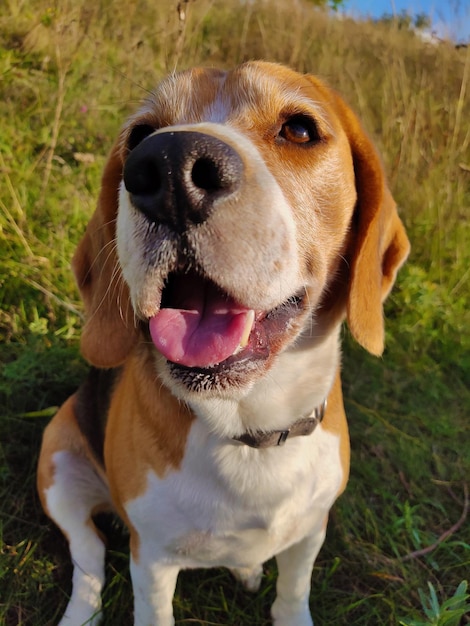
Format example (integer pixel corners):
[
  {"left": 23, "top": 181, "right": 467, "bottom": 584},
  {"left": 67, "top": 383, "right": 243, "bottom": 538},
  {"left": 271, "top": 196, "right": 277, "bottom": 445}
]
[{"left": 123, "top": 130, "right": 244, "bottom": 232}]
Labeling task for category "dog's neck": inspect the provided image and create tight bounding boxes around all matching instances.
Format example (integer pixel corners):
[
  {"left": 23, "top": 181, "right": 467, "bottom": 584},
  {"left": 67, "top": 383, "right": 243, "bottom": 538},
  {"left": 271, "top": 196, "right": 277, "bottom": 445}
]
[{"left": 232, "top": 399, "right": 327, "bottom": 448}]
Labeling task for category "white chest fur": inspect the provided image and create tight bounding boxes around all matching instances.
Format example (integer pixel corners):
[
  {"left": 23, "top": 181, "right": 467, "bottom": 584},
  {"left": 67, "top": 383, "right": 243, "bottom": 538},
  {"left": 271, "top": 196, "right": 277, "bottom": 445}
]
[
  {"left": 126, "top": 328, "right": 343, "bottom": 571},
  {"left": 125, "top": 421, "right": 343, "bottom": 571}
]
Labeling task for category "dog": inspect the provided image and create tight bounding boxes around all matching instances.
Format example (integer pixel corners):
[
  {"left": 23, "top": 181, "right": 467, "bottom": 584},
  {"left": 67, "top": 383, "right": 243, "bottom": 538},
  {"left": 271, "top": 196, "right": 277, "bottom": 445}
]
[{"left": 37, "top": 61, "right": 409, "bottom": 626}]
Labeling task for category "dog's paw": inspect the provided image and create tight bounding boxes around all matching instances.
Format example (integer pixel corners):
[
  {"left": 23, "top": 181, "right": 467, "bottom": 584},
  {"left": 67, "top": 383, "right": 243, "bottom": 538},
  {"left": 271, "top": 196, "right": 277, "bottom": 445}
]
[
  {"left": 229, "top": 564, "right": 263, "bottom": 592},
  {"left": 271, "top": 599, "right": 313, "bottom": 626},
  {"left": 272, "top": 613, "right": 313, "bottom": 626},
  {"left": 59, "top": 609, "right": 102, "bottom": 626}
]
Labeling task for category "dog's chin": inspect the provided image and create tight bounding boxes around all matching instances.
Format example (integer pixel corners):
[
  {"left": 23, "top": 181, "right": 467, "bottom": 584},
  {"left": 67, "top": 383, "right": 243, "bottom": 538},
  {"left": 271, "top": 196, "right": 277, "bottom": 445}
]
[{"left": 146, "top": 271, "right": 308, "bottom": 394}]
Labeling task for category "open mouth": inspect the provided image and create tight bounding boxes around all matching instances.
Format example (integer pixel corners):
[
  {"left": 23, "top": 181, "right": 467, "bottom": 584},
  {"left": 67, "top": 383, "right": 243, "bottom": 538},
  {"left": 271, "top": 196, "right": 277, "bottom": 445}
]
[{"left": 148, "top": 270, "right": 306, "bottom": 375}]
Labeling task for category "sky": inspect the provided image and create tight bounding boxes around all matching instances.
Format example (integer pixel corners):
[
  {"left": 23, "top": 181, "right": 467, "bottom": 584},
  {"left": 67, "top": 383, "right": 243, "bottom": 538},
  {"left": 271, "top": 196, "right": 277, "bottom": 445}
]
[{"left": 341, "top": 0, "right": 470, "bottom": 43}]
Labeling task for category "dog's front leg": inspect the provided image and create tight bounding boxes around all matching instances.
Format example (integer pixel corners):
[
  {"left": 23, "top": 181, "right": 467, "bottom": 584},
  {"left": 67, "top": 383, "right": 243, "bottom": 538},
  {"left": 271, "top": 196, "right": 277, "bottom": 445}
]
[
  {"left": 130, "top": 548, "right": 179, "bottom": 626},
  {"left": 271, "top": 526, "right": 327, "bottom": 626}
]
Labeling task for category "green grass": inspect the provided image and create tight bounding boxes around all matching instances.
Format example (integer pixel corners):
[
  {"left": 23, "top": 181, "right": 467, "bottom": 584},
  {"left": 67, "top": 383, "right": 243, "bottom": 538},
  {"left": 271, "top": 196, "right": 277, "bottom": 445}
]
[{"left": 1, "top": 0, "right": 469, "bottom": 624}]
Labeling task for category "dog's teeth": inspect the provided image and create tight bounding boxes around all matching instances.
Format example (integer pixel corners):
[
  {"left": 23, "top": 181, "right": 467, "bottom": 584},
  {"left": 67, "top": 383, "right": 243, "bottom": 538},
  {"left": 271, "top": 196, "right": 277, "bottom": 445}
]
[
  {"left": 231, "top": 311, "right": 255, "bottom": 357},
  {"left": 240, "top": 310, "right": 255, "bottom": 348}
]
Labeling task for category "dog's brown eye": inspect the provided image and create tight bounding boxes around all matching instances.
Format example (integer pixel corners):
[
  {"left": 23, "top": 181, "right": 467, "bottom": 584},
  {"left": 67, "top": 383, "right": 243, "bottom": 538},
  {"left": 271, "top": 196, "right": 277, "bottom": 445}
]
[
  {"left": 280, "top": 116, "right": 319, "bottom": 144},
  {"left": 127, "top": 124, "right": 156, "bottom": 152}
]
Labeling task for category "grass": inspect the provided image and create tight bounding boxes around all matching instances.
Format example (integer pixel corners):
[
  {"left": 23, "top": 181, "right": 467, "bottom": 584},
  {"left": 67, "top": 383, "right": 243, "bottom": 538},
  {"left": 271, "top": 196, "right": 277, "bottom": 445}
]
[{"left": 1, "top": 0, "right": 469, "bottom": 624}]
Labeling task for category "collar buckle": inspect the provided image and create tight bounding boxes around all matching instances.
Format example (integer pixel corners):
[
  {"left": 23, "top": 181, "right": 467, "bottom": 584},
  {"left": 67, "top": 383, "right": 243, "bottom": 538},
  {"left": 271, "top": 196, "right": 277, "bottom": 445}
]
[{"left": 276, "top": 429, "right": 291, "bottom": 446}]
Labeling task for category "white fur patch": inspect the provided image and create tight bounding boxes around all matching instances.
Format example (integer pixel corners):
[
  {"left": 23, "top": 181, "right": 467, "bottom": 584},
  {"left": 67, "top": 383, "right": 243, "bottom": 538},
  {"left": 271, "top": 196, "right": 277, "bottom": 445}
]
[
  {"left": 125, "top": 418, "right": 343, "bottom": 587},
  {"left": 45, "top": 451, "right": 110, "bottom": 626}
]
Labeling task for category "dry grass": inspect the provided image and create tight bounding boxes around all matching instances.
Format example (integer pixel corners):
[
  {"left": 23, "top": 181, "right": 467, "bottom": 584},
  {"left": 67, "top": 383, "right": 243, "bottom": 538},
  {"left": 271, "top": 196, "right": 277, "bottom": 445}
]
[{"left": 1, "top": 1, "right": 469, "bottom": 624}]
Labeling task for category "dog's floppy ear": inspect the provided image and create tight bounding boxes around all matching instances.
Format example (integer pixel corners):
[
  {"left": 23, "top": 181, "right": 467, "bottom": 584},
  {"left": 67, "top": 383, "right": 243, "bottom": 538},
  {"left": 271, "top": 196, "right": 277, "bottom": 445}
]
[
  {"left": 329, "top": 86, "right": 410, "bottom": 355},
  {"left": 72, "top": 142, "right": 139, "bottom": 368}
]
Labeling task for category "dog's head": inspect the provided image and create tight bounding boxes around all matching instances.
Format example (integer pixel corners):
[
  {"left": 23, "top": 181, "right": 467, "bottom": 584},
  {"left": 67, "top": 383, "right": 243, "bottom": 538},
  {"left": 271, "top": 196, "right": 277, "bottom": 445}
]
[{"left": 73, "top": 61, "right": 409, "bottom": 395}]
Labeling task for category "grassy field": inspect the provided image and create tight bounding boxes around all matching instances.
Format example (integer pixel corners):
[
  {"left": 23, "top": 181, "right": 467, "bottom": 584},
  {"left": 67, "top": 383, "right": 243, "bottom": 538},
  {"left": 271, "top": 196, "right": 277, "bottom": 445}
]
[{"left": 1, "top": 0, "right": 469, "bottom": 624}]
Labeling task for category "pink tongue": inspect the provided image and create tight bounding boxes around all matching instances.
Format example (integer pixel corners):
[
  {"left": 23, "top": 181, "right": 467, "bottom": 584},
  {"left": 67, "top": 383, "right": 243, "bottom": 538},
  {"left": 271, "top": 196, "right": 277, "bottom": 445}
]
[{"left": 149, "top": 276, "right": 252, "bottom": 367}]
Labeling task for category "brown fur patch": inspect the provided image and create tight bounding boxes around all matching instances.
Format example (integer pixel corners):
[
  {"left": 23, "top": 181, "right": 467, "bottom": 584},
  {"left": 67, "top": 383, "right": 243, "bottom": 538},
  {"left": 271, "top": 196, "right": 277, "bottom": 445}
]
[
  {"left": 322, "top": 371, "right": 351, "bottom": 497},
  {"left": 104, "top": 346, "right": 195, "bottom": 522}
]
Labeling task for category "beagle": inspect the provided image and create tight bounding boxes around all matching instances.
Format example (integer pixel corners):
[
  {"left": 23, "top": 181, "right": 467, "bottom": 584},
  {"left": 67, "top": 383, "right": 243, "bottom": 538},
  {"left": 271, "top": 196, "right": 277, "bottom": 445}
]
[{"left": 37, "top": 61, "right": 409, "bottom": 626}]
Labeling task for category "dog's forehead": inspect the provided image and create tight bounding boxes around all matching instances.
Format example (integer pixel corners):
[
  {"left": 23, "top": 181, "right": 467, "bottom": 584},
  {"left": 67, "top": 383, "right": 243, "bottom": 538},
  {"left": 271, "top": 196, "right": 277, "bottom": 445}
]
[
  {"left": 138, "top": 62, "right": 332, "bottom": 128},
  {"left": 149, "top": 67, "right": 226, "bottom": 122}
]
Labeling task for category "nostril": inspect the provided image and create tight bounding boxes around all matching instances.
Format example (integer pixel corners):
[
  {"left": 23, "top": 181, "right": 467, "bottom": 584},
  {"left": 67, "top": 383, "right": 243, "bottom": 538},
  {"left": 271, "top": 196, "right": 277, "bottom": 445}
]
[
  {"left": 124, "top": 155, "right": 162, "bottom": 196},
  {"left": 191, "top": 157, "right": 226, "bottom": 193}
]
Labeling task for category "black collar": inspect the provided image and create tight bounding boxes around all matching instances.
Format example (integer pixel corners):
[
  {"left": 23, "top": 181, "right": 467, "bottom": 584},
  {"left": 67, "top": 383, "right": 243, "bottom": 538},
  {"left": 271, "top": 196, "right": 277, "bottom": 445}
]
[{"left": 233, "top": 399, "right": 327, "bottom": 449}]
